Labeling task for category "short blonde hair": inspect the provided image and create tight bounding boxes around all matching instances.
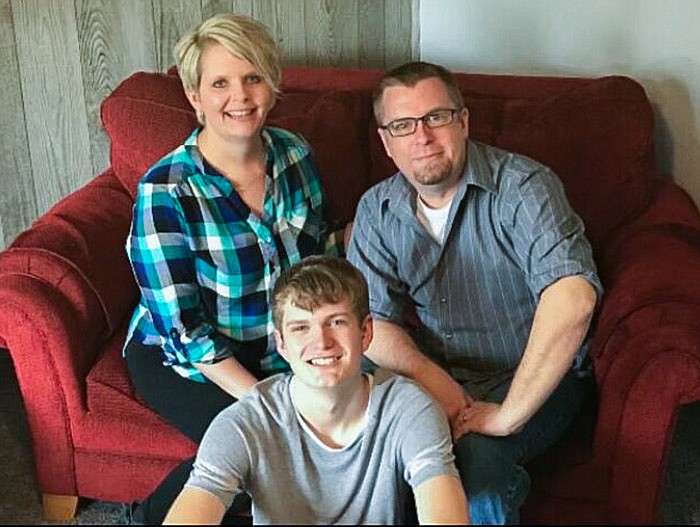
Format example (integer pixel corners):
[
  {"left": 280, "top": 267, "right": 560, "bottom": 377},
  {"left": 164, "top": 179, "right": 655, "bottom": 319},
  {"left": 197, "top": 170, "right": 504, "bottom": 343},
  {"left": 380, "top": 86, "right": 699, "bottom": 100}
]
[
  {"left": 174, "top": 13, "right": 281, "bottom": 95},
  {"left": 272, "top": 256, "right": 370, "bottom": 331}
]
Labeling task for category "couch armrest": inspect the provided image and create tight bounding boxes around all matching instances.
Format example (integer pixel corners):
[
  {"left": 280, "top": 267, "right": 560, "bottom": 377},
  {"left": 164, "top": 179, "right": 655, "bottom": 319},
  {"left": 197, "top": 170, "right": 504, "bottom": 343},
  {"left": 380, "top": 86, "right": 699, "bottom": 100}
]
[
  {"left": 0, "top": 169, "right": 138, "bottom": 496},
  {"left": 584, "top": 222, "right": 700, "bottom": 521}
]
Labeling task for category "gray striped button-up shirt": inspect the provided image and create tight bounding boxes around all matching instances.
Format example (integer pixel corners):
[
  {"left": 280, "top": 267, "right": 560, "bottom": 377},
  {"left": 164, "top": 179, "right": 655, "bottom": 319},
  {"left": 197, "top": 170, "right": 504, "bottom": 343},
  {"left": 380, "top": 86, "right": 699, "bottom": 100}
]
[{"left": 348, "top": 140, "right": 603, "bottom": 399}]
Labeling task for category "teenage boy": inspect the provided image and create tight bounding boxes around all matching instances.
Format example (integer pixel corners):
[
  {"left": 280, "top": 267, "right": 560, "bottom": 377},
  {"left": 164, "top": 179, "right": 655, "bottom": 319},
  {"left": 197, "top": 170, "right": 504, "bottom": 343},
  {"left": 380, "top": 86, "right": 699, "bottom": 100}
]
[{"left": 164, "top": 255, "right": 468, "bottom": 524}]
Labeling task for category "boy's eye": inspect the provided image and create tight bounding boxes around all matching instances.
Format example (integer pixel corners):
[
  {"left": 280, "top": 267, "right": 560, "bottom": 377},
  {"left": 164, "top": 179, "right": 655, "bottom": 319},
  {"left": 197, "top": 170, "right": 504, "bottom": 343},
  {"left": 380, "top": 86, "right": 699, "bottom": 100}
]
[
  {"left": 290, "top": 325, "right": 309, "bottom": 333},
  {"left": 329, "top": 318, "right": 347, "bottom": 327}
]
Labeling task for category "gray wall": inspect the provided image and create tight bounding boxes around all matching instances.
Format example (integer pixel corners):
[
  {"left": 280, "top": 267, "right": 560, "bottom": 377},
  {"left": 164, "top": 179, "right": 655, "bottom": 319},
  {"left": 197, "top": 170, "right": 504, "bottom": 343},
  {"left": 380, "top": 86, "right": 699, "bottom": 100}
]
[
  {"left": 420, "top": 0, "right": 700, "bottom": 210},
  {"left": 0, "top": 0, "right": 417, "bottom": 249}
]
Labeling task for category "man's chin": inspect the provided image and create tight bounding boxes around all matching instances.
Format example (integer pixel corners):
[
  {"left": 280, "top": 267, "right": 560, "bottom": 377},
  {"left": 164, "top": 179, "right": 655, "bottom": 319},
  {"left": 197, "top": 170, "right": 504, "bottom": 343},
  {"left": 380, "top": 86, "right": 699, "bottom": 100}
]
[{"left": 414, "top": 171, "right": 452, "bottom": 186}]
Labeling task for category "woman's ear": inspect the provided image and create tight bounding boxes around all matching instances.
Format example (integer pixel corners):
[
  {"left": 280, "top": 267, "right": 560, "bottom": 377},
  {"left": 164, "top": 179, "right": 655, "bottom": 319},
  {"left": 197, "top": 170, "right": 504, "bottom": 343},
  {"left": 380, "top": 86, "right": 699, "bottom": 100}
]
[{"left": 185, "top": 89, "right": 201, "bottom": 113}]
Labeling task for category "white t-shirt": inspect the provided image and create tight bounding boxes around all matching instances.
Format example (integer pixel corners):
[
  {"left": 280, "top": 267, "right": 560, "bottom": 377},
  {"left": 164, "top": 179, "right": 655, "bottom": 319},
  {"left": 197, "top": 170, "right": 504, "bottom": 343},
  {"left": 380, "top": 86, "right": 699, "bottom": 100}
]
[{"left": 416, "top": 195, "right": 453, "bottom": 243}]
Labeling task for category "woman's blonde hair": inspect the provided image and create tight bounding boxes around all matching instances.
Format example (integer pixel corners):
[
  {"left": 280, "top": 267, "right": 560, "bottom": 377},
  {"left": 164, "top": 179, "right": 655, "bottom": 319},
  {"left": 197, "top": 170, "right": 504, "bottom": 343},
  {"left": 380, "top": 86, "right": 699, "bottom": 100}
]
[{"left": 174, "top": 13, "right": 281, "bottom": 95}]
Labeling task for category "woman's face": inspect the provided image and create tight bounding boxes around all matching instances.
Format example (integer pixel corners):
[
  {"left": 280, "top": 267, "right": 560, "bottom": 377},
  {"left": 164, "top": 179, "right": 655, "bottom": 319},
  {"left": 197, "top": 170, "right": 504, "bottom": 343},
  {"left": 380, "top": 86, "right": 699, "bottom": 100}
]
[{"left": 186, "top": 42, "right": 274, "bottom": 144}]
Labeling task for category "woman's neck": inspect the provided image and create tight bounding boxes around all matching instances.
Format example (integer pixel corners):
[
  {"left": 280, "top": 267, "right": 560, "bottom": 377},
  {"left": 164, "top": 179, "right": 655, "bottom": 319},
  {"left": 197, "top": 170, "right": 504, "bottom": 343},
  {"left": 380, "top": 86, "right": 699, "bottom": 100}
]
[{"left": 196, "top": 127, "right": 266, "bottom": 184}]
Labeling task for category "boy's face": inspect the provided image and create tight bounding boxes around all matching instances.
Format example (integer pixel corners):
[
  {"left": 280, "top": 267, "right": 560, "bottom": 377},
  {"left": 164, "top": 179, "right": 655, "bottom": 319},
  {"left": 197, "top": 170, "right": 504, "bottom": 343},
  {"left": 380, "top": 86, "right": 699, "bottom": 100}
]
[{"left": 274, "top": 298, "right": 372, "bottom": 390}]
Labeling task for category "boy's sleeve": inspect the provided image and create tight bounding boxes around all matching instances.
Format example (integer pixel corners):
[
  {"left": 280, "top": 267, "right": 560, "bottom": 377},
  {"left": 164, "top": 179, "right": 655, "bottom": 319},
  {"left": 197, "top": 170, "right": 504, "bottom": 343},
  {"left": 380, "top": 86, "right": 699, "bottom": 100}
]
[
  {"left": 184, "top": 405, "right": 250, "bottom": 508},
  {"left": 397, "top": 383, "right": 460, "bottom": 489}
]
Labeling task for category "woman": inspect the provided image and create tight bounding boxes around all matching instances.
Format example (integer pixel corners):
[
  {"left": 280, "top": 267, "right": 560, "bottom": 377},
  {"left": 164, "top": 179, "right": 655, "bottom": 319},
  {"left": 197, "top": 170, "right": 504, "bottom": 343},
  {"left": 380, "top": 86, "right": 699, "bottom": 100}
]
[{"left": 123, "top": 13, "right": 345, "bottom": 523}]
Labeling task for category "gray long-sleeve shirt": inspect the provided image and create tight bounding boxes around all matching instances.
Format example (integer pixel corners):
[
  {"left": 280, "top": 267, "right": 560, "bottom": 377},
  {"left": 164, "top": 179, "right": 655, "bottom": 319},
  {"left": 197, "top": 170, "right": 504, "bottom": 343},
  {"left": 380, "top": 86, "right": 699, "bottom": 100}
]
[{"left": 348, "top": 141, "right": 603, "bottom": 399}]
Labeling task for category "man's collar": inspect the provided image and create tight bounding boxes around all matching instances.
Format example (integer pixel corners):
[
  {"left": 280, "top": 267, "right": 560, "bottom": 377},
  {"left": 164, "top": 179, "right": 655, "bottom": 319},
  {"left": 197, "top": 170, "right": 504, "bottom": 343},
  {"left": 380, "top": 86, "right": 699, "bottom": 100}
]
[
  {"left": 382, "top": 140, "right": 497, "bottom": 216},
  {"left": 462, "top": 140, "right": 498, "bottom": 194}
]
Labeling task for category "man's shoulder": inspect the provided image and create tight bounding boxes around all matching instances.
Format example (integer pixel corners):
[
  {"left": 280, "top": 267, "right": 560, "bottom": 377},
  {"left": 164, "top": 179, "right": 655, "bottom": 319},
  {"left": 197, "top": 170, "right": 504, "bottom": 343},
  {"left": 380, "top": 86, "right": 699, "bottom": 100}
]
[
  {"left": 472, "top": 140, "right": 557, "bottom": 189},
  {"left": 356, "top": 173, "right": 408, "bottom": 214}
]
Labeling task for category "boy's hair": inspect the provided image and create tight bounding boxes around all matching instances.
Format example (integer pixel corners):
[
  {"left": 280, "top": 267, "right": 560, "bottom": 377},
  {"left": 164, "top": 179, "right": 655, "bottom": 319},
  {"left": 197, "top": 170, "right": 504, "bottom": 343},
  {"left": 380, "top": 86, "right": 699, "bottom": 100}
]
[
  {"left": 372, "top": 61, "right": 465, "bottom": 124},
  {"left": 272, "top": 256, "right": 370, "bottom": 330},
  {"left": 174, "top": 13, "right": 281, "bottom": 95}
]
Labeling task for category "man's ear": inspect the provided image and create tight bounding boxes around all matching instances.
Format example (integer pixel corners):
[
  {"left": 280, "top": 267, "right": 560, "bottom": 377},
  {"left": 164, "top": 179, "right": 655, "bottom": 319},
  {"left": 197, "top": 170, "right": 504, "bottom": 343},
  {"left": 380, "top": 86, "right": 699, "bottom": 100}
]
[
  {"left": 360, "top": 315, "right": 374, "bottom": 353},
  {"left": 274, "top": 329, "right": 288, "bottom": 361},
  {"left": 377, "top": 128, "right": 394, "bottom": 159},
  {"left": 459, "top": 107, "right": 470, "bottom": 139}
]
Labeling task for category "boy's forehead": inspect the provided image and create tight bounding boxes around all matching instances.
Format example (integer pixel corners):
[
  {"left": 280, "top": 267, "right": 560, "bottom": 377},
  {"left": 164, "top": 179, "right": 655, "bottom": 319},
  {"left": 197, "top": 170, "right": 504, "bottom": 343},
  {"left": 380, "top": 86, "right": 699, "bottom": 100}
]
[{"left": 281, "top": 297, "right": 353, "bottom": 322}]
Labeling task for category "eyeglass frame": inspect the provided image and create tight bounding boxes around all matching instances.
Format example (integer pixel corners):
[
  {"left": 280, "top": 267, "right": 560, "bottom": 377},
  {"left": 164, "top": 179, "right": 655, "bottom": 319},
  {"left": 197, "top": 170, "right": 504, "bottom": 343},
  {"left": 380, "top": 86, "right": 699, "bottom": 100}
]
[{"left": 378, "top": 107, "right": 463, "bottom": 137}]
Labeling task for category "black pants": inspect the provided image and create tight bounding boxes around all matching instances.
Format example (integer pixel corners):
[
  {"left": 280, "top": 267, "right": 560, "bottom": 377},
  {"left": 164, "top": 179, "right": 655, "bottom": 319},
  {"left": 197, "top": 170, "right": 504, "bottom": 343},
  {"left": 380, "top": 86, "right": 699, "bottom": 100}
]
[{"left": 125, "top": 340, "right": 238, "bottom": 524}]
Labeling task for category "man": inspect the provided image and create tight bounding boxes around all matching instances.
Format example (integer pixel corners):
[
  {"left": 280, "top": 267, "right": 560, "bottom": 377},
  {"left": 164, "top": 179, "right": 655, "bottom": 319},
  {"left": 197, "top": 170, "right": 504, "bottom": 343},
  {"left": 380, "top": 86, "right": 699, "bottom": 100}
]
[
  {"left": 164, "top": 255, "right": 468, "bottom": 524},
  {"left": 347, "top": 61, "right": 602, "bottom": 524}
]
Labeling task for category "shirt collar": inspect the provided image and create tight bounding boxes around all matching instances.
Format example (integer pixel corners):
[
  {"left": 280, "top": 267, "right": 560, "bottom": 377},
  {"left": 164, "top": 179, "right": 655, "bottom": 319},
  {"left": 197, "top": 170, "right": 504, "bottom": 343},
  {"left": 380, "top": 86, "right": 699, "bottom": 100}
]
[
  {"left": 181, "top": 127, "right": 279, "bottom": 183},
  {"left": 382, "top": 140, "right": 498, "bottom": 218}
]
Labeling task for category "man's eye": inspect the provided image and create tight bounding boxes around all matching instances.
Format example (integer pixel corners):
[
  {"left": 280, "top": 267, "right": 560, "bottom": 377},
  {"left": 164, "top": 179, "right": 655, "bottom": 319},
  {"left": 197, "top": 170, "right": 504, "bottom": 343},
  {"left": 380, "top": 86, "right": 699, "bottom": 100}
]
[
  {"left": 426, "top": 111, "right": 449, "bottom": 125},
  {"left": 330, "top": 318, "right": 347, "bottom": 327},
  {"left": 390, "top": 120, "right": 411, "bottom": 132},
  {"left": 290, "top": 325, "right": 308, "bottom": 333}
]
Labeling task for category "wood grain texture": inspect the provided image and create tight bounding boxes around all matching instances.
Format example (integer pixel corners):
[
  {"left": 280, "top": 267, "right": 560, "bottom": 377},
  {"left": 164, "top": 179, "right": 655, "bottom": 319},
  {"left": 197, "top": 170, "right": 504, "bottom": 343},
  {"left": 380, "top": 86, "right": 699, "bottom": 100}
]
[
  {"left": 152, "top": 0, "right": 202, "bottom": 71},
  {"left": 0, "top": 0, "right": 37, "bottom": 247},
  {"left": 12, "top": 0, "right": 93, "bottom": 218},
  {"left": 0, "top": 0, "right": 414, "bottom": 250},
  {"left": 202, "top": 0, "right": 235, "bottom": 19},
  {"left": 384, "top": 0, "right": 413, "bottom": 68},
  {"left": 359, "top": 0, "right": 386, "bottom": 69},
  {"left": 76, "top": 0, "right": 159, "bottom": 177},
  {"left": 273, "top": 0, "right": 307, "bottom": 65}
]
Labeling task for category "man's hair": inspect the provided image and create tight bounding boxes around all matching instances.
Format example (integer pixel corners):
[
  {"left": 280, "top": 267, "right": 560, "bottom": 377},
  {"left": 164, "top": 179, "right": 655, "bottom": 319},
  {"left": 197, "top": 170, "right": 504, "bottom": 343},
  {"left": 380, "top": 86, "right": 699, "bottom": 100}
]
[
  {"left": 272, "top": 256, "right": 370, "bottom": 330},
  {"left": 372, "top": 61, "right": 465, "bottom": 124},
  {"left": 174, "top": 13, "right": 281, "bottom": 95}
]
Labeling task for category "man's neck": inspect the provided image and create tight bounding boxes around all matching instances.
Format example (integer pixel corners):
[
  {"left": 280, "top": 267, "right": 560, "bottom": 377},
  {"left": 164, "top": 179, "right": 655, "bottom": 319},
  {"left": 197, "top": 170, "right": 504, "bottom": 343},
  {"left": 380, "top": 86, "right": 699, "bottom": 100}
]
[{"left": 290, "top": 375, "right": 370, "bottom": 449}]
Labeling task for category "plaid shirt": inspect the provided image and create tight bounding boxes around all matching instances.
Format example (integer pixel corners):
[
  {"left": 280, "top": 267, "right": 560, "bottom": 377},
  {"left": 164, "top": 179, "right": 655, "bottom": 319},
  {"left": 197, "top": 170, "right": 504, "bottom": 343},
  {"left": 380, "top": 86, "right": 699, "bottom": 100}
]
[{"left": 125, "top": 127, "right": 343, "bottom": 382}]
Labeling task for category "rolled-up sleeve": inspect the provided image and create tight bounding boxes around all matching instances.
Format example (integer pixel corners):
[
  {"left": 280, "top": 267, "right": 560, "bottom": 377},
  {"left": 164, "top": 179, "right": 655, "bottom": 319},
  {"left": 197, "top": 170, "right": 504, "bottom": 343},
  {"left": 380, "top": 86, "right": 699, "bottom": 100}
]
[
  {"left": 501, "top": 168, "right": 603, "bottom": 299},
  {"left": 128, "top": 182, "right": 234, "bottom": 365}
]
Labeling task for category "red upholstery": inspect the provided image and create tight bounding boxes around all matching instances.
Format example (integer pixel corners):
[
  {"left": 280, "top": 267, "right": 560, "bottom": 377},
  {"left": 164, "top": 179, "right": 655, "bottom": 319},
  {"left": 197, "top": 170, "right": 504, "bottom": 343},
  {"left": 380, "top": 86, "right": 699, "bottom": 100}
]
[{"left": 2, "top": 66, "right": 700, "bottom": 522}]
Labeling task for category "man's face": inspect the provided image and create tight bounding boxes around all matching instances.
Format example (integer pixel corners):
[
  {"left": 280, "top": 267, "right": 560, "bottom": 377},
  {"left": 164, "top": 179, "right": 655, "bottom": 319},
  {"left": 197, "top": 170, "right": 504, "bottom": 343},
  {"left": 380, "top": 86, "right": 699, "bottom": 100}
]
[
  {"left": 274, "top": 299, "right": 372, "bottom": 390},
  {"left": 378, "top": 77, "right": 469, "bottom": 193}
]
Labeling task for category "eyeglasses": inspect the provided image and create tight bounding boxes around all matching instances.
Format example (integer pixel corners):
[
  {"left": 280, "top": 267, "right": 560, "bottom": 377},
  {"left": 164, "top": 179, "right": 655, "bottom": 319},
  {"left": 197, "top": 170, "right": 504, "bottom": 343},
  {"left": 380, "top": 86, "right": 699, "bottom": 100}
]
[{"left": 379, "top": 108, "right": 462, "bottom": 137}]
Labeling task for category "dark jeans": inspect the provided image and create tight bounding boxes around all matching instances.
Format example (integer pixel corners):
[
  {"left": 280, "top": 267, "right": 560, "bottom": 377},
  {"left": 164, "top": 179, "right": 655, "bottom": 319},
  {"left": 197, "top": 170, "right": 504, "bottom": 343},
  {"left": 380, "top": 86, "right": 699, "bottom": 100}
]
[
  {"left": 453, "top": 372, "right": 594, "bottom": 524},
  {"left": 125, "top": 340, "right": 238, "bottom": 524}
]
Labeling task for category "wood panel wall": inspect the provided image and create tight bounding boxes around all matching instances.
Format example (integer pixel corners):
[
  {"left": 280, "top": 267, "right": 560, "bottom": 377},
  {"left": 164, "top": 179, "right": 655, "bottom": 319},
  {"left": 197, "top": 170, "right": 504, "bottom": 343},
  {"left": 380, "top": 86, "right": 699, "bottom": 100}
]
[{"left": 0, "top": 0, "right": 416, "bottom": 249}]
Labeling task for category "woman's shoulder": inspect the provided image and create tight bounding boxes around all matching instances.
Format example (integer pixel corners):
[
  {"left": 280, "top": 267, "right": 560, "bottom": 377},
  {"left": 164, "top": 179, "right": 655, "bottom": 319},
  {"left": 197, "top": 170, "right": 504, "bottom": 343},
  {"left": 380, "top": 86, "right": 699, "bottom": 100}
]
[
  {"left": 140, "top": 130, "right": 200, "bottom": 188},
  {"left": 263, "top": 126, "right": 312, "bottom": 156}
]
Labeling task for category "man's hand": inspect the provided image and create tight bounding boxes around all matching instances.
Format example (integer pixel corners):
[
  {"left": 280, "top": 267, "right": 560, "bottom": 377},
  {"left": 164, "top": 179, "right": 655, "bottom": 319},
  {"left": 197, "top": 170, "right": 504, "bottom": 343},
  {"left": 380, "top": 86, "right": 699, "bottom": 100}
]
[{"left": 454, "top": 401, "right": 524, "bottom": 439}]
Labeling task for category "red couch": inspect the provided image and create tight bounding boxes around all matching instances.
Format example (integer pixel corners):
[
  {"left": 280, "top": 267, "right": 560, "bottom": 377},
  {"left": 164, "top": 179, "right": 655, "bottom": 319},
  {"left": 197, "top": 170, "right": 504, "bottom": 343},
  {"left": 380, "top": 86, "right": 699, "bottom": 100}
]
[{"left": 2, "top": 66, "right": 700, "bottom": 523}]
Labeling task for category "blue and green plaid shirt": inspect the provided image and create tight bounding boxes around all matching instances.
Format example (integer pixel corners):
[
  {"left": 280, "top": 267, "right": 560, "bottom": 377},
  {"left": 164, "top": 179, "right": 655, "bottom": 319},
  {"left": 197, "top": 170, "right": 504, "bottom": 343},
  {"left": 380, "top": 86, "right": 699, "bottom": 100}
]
[{"left": 124, "top": 127, "right": 343, "bottom": 382}]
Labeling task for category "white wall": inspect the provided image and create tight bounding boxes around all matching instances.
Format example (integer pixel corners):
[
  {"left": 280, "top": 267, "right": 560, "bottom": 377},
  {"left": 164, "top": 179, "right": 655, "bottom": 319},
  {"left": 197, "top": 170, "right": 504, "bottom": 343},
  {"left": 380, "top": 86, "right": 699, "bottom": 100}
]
[{"left": 420, "top": 0, "right": 700, "bottom": 208}]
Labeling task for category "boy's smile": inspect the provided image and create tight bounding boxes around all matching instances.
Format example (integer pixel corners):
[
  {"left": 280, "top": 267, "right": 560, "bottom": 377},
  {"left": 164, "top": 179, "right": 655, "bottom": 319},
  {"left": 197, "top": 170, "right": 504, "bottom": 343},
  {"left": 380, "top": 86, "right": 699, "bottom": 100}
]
[{"left": 274, "top": 299, "right": 372, "bottom": 389}]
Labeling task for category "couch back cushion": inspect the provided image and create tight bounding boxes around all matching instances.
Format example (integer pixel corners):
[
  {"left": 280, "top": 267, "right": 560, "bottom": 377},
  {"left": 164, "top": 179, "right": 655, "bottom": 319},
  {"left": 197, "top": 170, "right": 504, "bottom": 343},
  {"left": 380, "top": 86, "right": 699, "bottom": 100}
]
[
  {"left": 492, "top": 76, "right": 655, "bottom": 250},
  {"left": 101, "top": 72, "right": 371, "bottom": 224},
  {"left": 103, "top": 68, "right": 655, "bottom": 250}
]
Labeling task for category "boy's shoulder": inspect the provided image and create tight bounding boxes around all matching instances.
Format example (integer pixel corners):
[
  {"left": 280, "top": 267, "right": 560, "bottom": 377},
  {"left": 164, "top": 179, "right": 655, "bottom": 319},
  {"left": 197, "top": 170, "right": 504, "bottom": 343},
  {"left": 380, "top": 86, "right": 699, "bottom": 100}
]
[{"left": 215, "top": 373, "right": 293, "bottom": 425}]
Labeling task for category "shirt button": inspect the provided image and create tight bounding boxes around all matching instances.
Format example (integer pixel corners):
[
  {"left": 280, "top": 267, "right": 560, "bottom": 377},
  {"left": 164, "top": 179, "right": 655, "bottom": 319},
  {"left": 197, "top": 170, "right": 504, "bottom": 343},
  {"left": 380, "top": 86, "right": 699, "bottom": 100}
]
[
  {"left": 445, "top": 332, "right": 453, "bottom": 340},
  {"left": 440, "top": 297, "right": 447, "bottom": 304}
]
